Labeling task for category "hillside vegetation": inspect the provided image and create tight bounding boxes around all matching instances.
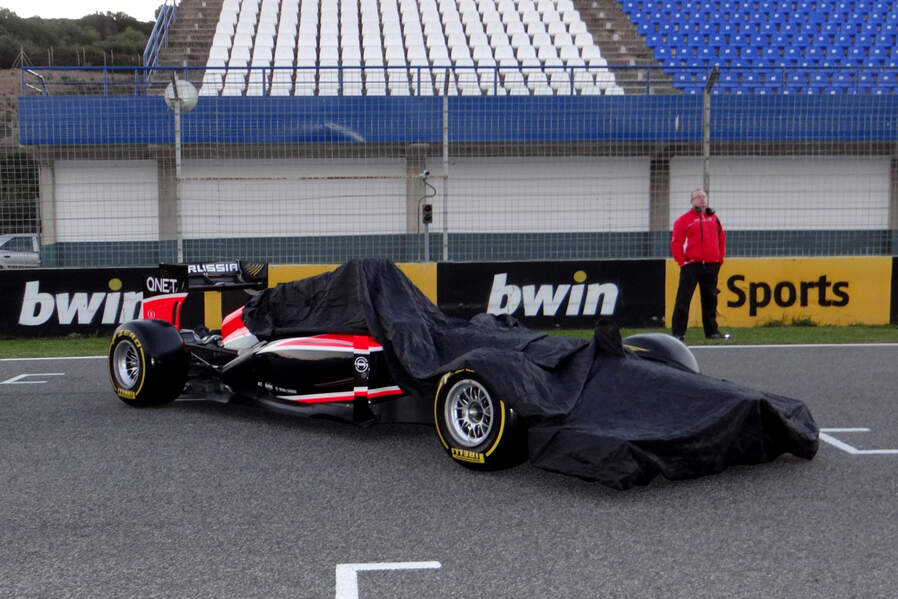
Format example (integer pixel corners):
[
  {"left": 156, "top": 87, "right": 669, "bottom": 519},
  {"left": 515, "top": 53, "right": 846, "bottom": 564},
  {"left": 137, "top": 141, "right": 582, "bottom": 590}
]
[{"left": 0, "top": 8, "right": 153, "bottom": 68}]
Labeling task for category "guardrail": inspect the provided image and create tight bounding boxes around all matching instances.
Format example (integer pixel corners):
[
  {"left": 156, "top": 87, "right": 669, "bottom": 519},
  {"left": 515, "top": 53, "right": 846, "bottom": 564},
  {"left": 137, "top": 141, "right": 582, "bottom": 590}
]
[
  {"left": 143, "top": 0, "right": 179, "bottom": 80},
  {"left": 18, "top": 64, "right": 898, "bottom": 97},
  {"left": 21, "top": 69, "right": 47, "bottom": 96}
]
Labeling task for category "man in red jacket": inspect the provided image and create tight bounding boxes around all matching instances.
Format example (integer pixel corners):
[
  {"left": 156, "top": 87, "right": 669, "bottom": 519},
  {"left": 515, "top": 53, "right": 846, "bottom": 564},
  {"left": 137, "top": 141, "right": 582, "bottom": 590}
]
[{"left": 670, "top": 189, "right": 729, "bottom": 341}]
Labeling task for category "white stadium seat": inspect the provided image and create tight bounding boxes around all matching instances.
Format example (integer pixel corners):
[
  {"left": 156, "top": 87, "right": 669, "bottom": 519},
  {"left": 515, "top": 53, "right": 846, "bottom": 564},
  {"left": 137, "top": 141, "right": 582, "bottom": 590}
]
[
  {"left": 554, "top": 33, "right": 575, "bottom": 47},
  {"left": 568, "top": 20, "right": 588, "bottom": 36},
  {"left": 527, "top": 20, "right": 547, "bottom": 36},
  {"left": 203, "top": 0, "right": 607, "bottom": 96},
  {"left": 532, "top": 32, "right": 552, "bottom": 49},
  {"left": 547, "top": 21, "right": 567, "bottom": 36}
]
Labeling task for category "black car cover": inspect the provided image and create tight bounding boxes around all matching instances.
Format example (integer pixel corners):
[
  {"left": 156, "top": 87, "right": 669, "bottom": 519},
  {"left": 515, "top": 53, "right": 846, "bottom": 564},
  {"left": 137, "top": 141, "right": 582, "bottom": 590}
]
[{"left": 242, "top": 259, "right": 818, "bottom": 489}]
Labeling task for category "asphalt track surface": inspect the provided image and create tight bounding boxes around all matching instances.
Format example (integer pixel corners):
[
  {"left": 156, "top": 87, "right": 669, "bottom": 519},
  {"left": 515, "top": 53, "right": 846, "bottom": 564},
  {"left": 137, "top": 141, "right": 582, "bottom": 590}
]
[{"left": 2, "top": 345, "right": 896, "bottom": 599}]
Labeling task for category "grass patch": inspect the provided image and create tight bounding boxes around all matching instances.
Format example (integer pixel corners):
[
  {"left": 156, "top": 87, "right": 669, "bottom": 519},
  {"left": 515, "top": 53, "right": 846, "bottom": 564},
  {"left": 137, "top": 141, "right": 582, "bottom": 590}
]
[
  {"left": 760, "top": 316, "right": 818, "bottom": 328},
  {"left": 3, "top": 325, "right": 898, "bottom": 359},
  {"left": 0, "top": 334, "right": 111, "bottom": 359}
]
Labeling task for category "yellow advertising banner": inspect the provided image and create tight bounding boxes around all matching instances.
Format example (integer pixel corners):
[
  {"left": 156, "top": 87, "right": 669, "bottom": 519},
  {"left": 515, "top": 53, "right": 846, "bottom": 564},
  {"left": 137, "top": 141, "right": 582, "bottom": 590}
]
[
  {"left": 203, "top": 262, "right": 438, "bottom": 329},
  {"left": 665, "top": 257, "right": 892, "bottom": 327},
  {"left": 270, "top": 263, "right": 437, "bottom": 301}
]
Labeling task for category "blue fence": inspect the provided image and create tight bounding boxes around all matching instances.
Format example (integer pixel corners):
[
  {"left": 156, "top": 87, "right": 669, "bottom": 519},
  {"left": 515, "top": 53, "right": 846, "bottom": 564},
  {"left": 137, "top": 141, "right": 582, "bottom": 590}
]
[{"left": 18, "top": 93, "right": 898, "bottom": 145}]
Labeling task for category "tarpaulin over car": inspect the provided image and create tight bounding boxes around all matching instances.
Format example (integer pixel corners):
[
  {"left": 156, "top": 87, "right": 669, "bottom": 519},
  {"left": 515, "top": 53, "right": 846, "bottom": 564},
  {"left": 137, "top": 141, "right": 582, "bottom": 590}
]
[{"left": 242, "top": 259, "right": 818, "bottom": 489}]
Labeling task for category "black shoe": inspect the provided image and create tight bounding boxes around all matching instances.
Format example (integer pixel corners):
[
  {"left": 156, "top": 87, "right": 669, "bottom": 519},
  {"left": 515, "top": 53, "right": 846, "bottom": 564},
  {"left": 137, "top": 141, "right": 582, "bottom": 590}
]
[
  {"left": 673, "top": 334, "right": 685, "bottom": 342},
  {"left": 706, "top": 332, "right": 730, "bottom": 339}
]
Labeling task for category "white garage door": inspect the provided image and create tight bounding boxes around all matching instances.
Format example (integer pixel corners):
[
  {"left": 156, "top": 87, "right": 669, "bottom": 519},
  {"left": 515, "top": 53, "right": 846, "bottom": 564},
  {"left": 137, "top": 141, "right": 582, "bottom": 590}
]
[
  {"left": 427, "top": 157, "right": 651, "bottom": 232},
  {"left": 54, "top": 160, "right": 158, "bottom": 242},
  {"left": 670, "top": 156, "right": 890, "bottom": 230},
  {"left": 180, "top": 159, "right": 408, "bottom": 238}
]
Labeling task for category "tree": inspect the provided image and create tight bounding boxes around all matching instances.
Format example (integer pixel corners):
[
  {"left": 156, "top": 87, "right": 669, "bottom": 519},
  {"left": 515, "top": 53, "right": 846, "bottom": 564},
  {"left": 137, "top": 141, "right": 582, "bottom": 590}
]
[{"left": 0, "top": 8, "right": 152, "bottom": 67}]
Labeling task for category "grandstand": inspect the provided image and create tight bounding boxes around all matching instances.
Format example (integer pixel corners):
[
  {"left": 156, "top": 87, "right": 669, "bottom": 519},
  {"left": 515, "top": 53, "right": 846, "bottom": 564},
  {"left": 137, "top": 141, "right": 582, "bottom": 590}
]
[
  {"left": 625, "top": 0, "right": 898, "bottom": 94},
  {"left": 14, "top": 1, "right": 898, "bottom": 267},
  {"left": 154, "top": 0, "right": 898, "bottom": 96},
  {"left": 158, "top": 0, "right": 672, "bottom": 95}
]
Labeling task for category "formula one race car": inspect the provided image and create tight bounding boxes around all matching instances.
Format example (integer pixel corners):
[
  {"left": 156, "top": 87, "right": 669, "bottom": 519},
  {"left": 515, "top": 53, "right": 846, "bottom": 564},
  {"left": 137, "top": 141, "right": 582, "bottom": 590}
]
[{"left": 109, "top": 259, "right": 817, "bottom": 489}]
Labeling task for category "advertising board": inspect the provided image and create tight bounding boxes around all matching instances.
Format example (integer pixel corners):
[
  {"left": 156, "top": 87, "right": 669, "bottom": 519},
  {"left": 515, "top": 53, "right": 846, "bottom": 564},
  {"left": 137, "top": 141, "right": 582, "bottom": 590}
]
[
  {"left": 1, "top": 268, "right": 160, "bottom": 337},
  {"left": 437, "top": 260, "right": 665, "bottom": 328},
  {"left": 665, "top": 257, "right": 893, "bottom": 327}
]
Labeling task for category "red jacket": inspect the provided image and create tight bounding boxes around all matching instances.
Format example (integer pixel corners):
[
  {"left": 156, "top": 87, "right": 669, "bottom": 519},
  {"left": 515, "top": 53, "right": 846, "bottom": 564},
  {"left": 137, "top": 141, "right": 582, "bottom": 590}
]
[{"left": 671, "top": 208, "right": 726, "bottom": 266}]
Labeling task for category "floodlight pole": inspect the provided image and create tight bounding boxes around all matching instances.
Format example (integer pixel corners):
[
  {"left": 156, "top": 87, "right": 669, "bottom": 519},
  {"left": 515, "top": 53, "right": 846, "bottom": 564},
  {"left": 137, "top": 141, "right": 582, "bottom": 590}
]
[{"left": 702, "top": 66, "right": 719, "bottom": 198}]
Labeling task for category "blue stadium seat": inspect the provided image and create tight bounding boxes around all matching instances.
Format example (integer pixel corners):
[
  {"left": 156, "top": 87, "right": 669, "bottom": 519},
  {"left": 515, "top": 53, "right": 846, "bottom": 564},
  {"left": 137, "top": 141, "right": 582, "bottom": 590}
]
[
  {"left": 620, "top": 0, "right": 898, "bottom": 94},
  {"left": 762, "top": 46, "right": 779, "bottom": 65},
  {"left": 821, "top": 22, "right": 839, "bottom": 40},
  {"left": 860, "top": 22, "right": 879, "bottom": 37},
  {"left": 832, "top": 70, "right": 855, "bottom": 90},
  {"left": 867, "top": 48, "right": 886, "bottom": 66},
  {"left": 698, "top": 46, "right": 714, "bottom": 63},
  {"left": 764, "top": 70, "right": 784, "bottom": 88},
  {"left": 719, "top": 46, "right": 736, "bottom": 64},
  {"left": 787, "top": 72, "right": 807, "bottom": 90},
  {"left": 808, "top": 70, "right": 831, "bottom": 88},
  {"left": 874, "top": 31, "right": 895, "bottom": 47},
  {"left": 847, "top": 46, "right": 866, "bottom": 65},
  {"left": 857, "top": 69, "right": 878, "bottom": 91},
  {"left": 805, "top": 12, "right": 825, "bottom": 32},
  {"left": 784, "top": 46, "right": 801, "bottom": 65}
]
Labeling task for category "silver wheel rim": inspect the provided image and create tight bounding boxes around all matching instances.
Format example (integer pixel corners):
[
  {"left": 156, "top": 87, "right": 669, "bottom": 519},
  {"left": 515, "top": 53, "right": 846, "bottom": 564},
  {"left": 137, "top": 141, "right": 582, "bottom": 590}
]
[
  {"left": 443, "top": 379, "right": 495, "bottom": 448},
  {"left": 113, "top": 339, "right": 141, "bottom": 389}
]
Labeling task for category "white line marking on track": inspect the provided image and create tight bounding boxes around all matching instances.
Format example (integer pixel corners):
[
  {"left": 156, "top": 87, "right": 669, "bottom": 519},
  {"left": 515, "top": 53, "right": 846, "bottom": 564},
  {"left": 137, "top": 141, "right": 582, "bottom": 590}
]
[
  {"left": 819, "top": 428, "right": 898, "bottom": 455},
  {"left": 0, "top": 356, "right": 105, "bottom": 362},
  {"left": 690, "top": 343, "right": 898, "bottom": 349},
  {"left": 335, "top": 561, "right": 441, "bottom": 599},
  {"left": 1, "top": 373, "right": 65, "bottom": 384}
]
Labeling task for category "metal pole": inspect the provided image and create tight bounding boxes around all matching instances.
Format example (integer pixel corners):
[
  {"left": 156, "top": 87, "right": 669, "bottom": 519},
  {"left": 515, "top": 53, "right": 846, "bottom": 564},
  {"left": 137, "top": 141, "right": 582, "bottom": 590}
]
[
  {"left": 441, "top": 73, "right": 449, "bottom": 262},
  {"left": 174, "top": 101, "right": 183, "bottom": 263},
  {"left": 702, "top": 66, "right": 719, "bottom": 197}
]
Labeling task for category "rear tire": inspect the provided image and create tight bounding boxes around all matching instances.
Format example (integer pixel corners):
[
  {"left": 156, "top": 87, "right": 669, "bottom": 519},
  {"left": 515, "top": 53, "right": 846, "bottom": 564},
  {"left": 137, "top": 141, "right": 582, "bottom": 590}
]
[
  {"left": 434, "top": 369, "right": 527, "bottom": 471},
  {"left": 108, "top": 320, "right": 187, "bottom": 407}
]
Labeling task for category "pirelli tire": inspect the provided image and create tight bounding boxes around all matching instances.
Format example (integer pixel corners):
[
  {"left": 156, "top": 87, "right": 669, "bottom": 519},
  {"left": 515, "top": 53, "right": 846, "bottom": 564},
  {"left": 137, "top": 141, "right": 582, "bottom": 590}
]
[
  {"left": 108, "top": 319, "right": 188, "bottom": 407},
  {"left": 434, "top": 370, "right": 527, "bottom": 471}
]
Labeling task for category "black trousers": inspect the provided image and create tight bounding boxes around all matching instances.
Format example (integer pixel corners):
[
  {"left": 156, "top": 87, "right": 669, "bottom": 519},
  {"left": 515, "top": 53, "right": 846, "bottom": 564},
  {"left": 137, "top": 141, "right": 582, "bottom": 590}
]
[{"left": 671, "top": 262, "right": 721, "bottom": 337}]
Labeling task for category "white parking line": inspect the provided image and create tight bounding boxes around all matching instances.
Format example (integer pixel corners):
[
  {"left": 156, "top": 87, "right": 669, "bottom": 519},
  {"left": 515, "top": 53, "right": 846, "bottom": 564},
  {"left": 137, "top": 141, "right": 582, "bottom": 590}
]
[
  {"left": 819, "top": 428, "right": 898, "bottom": 455},
  {"left": 335, "top": 561, "right": 441, "bottom": 599}
]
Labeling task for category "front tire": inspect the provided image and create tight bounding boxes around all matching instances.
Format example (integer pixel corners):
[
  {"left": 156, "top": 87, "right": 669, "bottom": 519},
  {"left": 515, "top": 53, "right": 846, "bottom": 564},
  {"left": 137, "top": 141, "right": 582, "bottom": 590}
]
[
  {"left": 434, "top": 369, "right": 527, "bottom": 471},
  {"left": 108, "top": 320, "right": 188, "bottom": 407}
]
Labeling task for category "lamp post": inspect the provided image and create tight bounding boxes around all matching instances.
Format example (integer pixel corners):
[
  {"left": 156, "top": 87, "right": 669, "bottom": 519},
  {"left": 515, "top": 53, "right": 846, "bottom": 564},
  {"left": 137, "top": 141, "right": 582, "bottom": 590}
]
[{"left": 163, "top": 75, "right": 198, "bottom": 263}]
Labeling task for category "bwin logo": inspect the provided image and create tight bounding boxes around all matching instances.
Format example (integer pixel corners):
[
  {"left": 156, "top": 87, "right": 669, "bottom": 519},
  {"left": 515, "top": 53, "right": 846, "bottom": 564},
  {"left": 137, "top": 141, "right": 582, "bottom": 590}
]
[
  {"left": 18, "top": 279, "right": 143, "bottom": 326},
  {"left": 487, "top": 272, "right": 619, "bottom": 317}
]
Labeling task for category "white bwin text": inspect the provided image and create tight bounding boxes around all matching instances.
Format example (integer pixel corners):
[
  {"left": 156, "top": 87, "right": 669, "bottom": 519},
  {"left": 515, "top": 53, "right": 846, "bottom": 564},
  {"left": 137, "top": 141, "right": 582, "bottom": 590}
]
[
  {"left": 18, "top": 281, "right": 143, "bottom": 326},
  {"left": 487, "top": 273, "right": 619, "bottom": 317}
]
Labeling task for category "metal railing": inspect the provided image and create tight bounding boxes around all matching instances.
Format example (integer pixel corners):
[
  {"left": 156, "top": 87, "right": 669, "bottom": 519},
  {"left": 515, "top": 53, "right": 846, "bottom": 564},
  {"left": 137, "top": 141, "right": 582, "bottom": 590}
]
[
  {"left": 18, "top": 64, "right": 898, "bottom": 97},
  {"left": 21, "top": 69, "right": 47, "bottom": 96},
  {"left": 142, "top": 0, "right": 179, "bottom": 80}
]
